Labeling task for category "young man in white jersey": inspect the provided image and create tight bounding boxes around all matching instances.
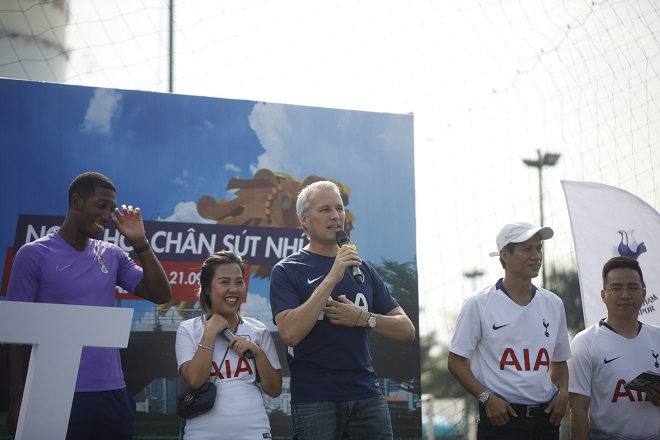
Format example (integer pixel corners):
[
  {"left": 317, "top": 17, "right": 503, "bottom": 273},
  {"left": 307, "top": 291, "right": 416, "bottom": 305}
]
[
  {"left": 448, "top": 222, "right": 571, "bottom": 439},
  {"left": 568, "top": 256, "right": 660, "bottom": 439}
]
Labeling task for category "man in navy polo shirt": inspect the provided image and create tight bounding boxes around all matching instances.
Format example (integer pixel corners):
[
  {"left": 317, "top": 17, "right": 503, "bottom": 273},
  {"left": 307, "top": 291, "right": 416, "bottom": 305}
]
[{"left": 270, "top": 180, "right": 415, "bottom": 440}]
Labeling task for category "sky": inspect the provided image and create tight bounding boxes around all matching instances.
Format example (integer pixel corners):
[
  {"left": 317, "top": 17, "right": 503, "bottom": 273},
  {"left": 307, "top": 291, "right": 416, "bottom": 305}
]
[{"left": 1, "top": 0, "right": 659, "bottom": 346}]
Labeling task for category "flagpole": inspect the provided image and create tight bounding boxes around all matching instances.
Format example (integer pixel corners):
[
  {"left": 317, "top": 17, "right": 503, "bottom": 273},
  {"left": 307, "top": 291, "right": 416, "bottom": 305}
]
[{"left": 523, "top": 150, "right": 560, "bottom": 286}]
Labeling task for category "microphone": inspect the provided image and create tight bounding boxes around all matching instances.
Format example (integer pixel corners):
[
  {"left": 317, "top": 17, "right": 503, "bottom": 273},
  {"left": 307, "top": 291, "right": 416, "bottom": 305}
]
[
  {"left": 220, "top": 328, "right": 254, "bottom": 359},
  {"left": 335, "top": 230, "right": 364, "bottom": 285}
]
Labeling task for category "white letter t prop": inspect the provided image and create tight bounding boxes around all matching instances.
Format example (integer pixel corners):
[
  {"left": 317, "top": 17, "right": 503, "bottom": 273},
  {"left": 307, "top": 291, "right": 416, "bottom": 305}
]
[{"left": 0, "top": 301, "right": 133, "bottom": 440}]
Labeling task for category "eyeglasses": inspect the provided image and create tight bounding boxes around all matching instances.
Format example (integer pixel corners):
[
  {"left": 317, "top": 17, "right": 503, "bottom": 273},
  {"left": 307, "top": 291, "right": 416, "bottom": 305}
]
[{"left": 606, "top": 286, "right": 643, "bottom": 296}]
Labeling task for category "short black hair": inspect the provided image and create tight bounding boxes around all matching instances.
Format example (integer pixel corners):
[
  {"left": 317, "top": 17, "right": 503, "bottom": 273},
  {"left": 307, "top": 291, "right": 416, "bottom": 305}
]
[
  {"left": 602, "top": 256, "right": 644, "bottom": 288},
  {"left": 68, "top": 172, "right": 116, "bottom": 207}
]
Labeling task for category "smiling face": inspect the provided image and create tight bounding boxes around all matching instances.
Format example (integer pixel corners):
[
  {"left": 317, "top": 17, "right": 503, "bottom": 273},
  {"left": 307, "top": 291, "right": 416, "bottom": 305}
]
[
  {"left": 206, "top": 262, "right": 246, "bottom": 317},
  {"left": 601, "top": 267, "right": 646, "bottom": 322},
  {"left": 73, "top": 186, "right": 117, "bottom": 239},
  {"left": 501, "top": 234, "right": 544, "bottom": 280}
]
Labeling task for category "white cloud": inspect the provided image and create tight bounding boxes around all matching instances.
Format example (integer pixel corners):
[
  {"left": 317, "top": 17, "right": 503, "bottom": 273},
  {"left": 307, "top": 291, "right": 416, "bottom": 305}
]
[
  {"left": 162, "top": 201, "right": 216, "bottom": 224},
  {"left": 248, "top": 103, "right": 293, "bottom": 174},
  {"left": 81, "top": 88, "right": 121, "bottom": 134},
  {"left": 224, "top": 163, "right": 240, "bottom": 173},
  {"left": 174, "top": 170, "right": 190, "bottom": 186}
]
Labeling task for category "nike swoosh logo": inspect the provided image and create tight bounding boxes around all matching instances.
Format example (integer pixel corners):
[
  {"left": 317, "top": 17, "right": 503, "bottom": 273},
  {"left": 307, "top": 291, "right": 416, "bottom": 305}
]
[
  {"left": 307, "top": 275, "right": 324, "bottom": 284},
  {"left": 603, "top": 357, "right": 620, "bottom": 364},
  {"left": 492, "top": 324, "right": 510, "bottom": 330},
  {"left": 56, "top": 264, "right": 72, "bottom": 271}
]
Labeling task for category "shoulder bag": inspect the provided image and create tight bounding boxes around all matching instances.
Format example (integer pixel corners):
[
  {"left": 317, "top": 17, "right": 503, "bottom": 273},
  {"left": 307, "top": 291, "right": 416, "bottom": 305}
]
[{"left": 176, "top": 345, "right": 230, "bottom": 419}]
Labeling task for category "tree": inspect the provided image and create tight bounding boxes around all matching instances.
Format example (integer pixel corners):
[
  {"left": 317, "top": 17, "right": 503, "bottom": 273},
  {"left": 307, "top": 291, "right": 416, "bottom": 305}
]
[
  {"left": 373, "top": 258, "right": 419, "bottom": 331},
  {"left": 372, "top": 258, "right": 465, "bottom": 398},
  {"left": 420, "top": 332, "right": 467, "bottom": 398},
  {"left": 546, "top": 266, "right": 585, "bottom": 335},
  {"left": 371, "top": 258, "right": 420, "bottom": 388}
]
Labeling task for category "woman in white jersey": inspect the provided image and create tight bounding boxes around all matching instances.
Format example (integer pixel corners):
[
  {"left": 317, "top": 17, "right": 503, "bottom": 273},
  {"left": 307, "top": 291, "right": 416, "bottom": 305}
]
[{"left": 175, "top": 251, "right": 282, "bottom": 439}]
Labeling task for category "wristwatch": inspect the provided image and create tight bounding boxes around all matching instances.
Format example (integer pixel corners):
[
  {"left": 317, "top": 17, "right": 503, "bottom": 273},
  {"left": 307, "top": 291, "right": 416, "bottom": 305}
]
[
  {"left": 478, "top": 389, "right": 491, "bottom": 404},
  {"left": 367, "top": 312, "right": 377, "bottom": 328}
]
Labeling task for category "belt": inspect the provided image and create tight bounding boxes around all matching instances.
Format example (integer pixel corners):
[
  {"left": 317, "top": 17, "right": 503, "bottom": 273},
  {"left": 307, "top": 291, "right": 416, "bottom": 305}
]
[{"left": 509, "top": 403, "right": 549, "bottom": 418}]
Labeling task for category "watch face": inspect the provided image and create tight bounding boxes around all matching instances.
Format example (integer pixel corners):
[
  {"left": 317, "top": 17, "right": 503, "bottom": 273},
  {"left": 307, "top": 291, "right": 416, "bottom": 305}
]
[{"left": 368, "top": 314, "right": 376, "bottom": 327}]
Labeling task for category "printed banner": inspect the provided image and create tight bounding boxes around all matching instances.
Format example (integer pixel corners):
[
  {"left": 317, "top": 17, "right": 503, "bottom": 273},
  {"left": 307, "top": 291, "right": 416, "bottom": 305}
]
[
  {"left": 3, "top": 214, "right": 305, "bottom": 301},
  {"left": 562, "top": 181, "right": 660, "bottom": 327},
  {"left": 0, "top": 78, "right": 420, "bottom": 438}
]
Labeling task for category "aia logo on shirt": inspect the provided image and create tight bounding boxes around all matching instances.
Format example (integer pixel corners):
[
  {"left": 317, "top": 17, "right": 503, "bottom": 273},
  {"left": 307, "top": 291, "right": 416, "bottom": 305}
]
[
  {"left": 210, "top": 357, "right": 254, "bottom": 379},
  {"left": 500, "top": 348, "right": 550, "bottom": 371},
  {"left": 611, "top": 379, "right": 652, "bottom": 403}
]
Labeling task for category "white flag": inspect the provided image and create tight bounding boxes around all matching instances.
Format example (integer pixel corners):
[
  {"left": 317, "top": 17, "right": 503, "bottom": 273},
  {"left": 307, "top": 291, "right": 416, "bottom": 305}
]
[{"left": 562, "top": 181, "right": 660, "bottom": 327}]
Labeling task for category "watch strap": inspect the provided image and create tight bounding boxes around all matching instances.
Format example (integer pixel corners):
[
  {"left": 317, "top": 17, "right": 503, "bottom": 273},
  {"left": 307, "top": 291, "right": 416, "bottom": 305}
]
[
  {"left": 367, "top": 312, "right": 377, "bottom": 328},
  {"left": 133, "top": 240, "right": 150, "bottom": 253}
]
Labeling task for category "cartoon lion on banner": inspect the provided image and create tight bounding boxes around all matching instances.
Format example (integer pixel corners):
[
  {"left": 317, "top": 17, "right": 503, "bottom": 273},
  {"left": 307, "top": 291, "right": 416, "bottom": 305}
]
[{"left": 159, "top": 169, "right": 355, "bottom": 315}]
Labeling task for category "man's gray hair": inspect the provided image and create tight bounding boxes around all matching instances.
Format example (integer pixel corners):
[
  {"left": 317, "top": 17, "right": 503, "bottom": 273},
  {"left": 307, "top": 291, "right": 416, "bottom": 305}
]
[{"left": 296, "top": 180, "right": 342, "bottom": 220}]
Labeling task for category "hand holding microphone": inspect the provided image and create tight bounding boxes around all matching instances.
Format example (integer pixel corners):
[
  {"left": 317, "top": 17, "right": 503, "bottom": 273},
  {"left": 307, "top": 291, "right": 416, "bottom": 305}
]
[
  {"left": 335, "top": 230, "right": 364, "bottom": 285},
  {"left": 205, "top": 315, "right": 255, "bottom": 359},
  {"left": 220, "top": 328, "right": 255, "bottom": 359}
]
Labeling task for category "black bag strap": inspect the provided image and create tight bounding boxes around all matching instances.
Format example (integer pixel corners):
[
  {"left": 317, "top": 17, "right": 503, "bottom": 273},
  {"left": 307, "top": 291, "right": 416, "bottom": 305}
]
[{"left": 212, "top": 345, "right": 230, "bottom": 385}]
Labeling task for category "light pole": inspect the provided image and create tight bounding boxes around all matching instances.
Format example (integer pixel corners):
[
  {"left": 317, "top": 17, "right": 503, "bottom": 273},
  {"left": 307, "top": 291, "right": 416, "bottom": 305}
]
[
  {"left": 463, "top": 270, "right": 484, "bottom": 292},
  {"left": 523, "top": 150, "right": 560, "bottom": 286}
]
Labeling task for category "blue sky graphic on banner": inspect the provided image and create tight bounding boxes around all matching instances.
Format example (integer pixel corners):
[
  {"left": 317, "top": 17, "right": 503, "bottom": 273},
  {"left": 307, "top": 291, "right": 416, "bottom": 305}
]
[
  {"left": 0, "top": 78, "right": 415, "bottom": 313},
  {"left": 0, "top": 78, "right": 419, "bottom": 436}
]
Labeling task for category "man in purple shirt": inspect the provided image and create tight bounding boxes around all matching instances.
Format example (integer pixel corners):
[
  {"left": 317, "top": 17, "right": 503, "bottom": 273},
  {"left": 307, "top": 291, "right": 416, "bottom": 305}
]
[{"left": 6, "top": 172, "right": 172, "bottom": 439}]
